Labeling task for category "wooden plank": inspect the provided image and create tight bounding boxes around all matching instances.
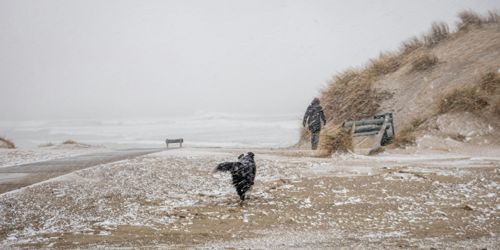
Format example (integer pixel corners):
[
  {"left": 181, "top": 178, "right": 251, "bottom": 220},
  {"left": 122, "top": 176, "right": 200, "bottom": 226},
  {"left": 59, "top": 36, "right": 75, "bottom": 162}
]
[
  {"left": 343, "top": 117, "right": 385, "bottom": 128},
  {"left": 166, "top": 139, "right": 183, "bottom": 143},
  {"left": 166, "top": 138, "right": 184, "bottom": 148},
  {"left": 354, "top": 124, "right": 382, "bottom": 133},
  {"left": 352, "top": 131, "right": 379, "bottom": 137}
]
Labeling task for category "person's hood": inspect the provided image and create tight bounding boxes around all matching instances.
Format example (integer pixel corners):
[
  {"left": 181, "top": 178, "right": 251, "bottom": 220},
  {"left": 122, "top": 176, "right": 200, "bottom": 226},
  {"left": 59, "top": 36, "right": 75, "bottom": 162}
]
[{"left": 311, "top": 98, "right": 320, "bottom": 105}]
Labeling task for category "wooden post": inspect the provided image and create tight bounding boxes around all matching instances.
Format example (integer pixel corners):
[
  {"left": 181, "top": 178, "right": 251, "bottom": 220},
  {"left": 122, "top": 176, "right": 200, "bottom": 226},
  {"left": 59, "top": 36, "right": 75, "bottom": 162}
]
[{"left": 350, "top": 120, "right": 356, "bottom": 137}]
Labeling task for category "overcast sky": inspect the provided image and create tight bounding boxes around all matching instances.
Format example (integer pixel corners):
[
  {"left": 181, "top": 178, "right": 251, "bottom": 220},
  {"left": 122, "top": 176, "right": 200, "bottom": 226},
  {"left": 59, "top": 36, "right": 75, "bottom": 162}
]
[{"left": 1, "top": 0, "right": 499, "bottom": 120}]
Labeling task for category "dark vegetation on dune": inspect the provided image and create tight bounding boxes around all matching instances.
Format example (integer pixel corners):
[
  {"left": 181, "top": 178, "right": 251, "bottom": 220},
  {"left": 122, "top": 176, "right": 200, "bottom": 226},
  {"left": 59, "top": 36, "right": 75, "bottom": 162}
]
[{"left": 0, "top": 137, "right": 16, "bottom": 149}]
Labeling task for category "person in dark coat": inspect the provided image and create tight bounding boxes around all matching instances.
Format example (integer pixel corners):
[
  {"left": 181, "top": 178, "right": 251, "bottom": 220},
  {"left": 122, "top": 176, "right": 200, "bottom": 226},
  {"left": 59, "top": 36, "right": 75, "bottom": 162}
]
[{"left": 303, "top": 98, "right": 327, "bottom": 150}]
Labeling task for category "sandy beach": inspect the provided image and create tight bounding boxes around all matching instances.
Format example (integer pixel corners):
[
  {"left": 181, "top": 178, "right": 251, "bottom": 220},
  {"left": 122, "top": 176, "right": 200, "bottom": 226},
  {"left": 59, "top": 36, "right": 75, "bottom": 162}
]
[{"left": 0, "top": 146, "right": 498, "bottom": 249}]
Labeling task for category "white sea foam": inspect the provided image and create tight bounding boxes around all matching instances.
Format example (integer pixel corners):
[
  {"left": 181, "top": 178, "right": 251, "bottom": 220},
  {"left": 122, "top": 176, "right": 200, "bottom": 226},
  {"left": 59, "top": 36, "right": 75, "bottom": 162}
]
[{"left": 0, "top": 113, "right": 301, "bottom": 148}]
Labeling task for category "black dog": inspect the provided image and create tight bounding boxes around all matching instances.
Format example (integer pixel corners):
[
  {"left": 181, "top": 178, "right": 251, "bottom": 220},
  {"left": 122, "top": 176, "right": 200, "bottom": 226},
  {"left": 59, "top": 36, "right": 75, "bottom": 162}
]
[{"left": 214, "top": 152, "right": 256, "bottom": 201}]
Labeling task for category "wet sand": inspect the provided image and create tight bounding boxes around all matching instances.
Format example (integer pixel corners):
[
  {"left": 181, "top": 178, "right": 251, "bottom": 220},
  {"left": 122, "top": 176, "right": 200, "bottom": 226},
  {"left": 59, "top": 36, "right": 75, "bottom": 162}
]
[{"left": 0, "top": 148, "right": 164, "bottom": 194}]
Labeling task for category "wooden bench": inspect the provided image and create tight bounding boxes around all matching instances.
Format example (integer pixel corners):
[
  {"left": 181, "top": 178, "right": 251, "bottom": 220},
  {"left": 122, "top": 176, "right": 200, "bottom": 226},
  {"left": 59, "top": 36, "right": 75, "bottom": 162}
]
[
  {"left": 165, "top": 138, "right": 183, "bottom": 148},
  {"left": 341, "top": 113, "right": 395, "bottom": 155}
]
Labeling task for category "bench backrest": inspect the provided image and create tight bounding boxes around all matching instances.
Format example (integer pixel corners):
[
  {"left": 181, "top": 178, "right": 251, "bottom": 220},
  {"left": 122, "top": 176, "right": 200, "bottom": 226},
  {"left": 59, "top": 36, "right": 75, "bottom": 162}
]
[{"left": 166, "top": 138, "right": 183, "bottom": 143}]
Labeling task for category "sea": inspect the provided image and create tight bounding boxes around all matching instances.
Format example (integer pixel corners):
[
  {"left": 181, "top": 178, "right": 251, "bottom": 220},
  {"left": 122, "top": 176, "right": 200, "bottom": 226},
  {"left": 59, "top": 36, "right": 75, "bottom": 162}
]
[{"left": 0, "top": 113, "right": 301, "bottom": 149}]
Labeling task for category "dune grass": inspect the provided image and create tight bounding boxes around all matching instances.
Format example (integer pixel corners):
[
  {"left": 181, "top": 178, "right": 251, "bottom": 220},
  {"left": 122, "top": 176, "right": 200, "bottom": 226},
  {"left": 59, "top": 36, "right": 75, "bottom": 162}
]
[
  {"left": 366, "top": 52, "right": 402, "bottom": 77},
  {"left": 62, "top": 139, "right": 78, "bottom": 145},
  {"left": 0, "top": 137, "right": 16, "bottom": 149},
  {"left": 423, "top": 22, "right": 450, "bottom": 47},
  {"left": 390, "top": 117, "right": 427, "bottom": 148},
  {"left": 409, "top": 52, "right": 438, "bottom": 72},
  {"left": 494, "top": 100, "right": 500, "bottom": 118},
  {"left": 438, "top": 86, "right": 488, "bottom": 114},
  {"left": 457, "top": 10, "right": 500, "bottom": 31},
  {"left": 318, "top": 125, "right": 353, "bottom": 157},
  {"left": 316, "top": 11, "right": 495, "bottom": 128},
  {"left": 391, "top": 127, "right": 416, "bottom": 148},
  {"left": 400, "top": 36, "right": 424, "bottom": 55},
  {"left": 479, "top": 71, "right": 500, "bottom": 117},
  {"left": 438, "top": 71, "right": 499, "bottom": 115},
  {"left": 457, "top": 10, "right": 483, "bottom": 29},
  {"left": 479, "top": 71, "right": 500, "bottom": 92},
  {"left": 299, "top": 10, "right": 499, "bottom": 146}
]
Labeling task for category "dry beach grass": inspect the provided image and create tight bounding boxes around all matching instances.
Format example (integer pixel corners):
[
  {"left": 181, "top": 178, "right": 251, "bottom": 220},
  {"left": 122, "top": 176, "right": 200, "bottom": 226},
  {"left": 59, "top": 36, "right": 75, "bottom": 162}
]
[
  {"left": 299, "top": 10, "right": 500, "bottom": 147},
  {"left": 0, "top": 137, "right": 15, "bottom": 149}
]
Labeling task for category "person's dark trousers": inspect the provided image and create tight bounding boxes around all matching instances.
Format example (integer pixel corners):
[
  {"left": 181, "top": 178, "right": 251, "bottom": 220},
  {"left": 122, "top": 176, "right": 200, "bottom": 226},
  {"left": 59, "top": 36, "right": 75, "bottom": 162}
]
[{"left": 311, "top": 131, "right": 320, "bottom": 150}]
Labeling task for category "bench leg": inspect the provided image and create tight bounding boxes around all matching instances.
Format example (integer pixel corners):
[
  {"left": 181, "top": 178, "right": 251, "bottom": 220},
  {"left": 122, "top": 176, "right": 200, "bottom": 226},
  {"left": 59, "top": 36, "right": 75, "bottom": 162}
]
[
  {"left": 166, "top": 143, "right": 169, "bottom": 149},
  {"left": 180, "top": 142, "right": 183, "bottom": 148}
]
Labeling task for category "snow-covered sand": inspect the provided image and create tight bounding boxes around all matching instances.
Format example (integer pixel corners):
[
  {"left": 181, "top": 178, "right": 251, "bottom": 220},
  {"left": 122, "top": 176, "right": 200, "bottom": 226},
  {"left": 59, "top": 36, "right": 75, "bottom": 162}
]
[
  {"left": 0, "top": 144, "right": 108, "bottom": 168},
  {"left": 0, "top": 147, "right": 498, "bottom": 248}
]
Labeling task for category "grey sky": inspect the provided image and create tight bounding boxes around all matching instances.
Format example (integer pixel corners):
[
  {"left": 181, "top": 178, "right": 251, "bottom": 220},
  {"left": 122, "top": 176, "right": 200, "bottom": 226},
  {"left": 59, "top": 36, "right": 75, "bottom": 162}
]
[{"left": 1, "top": 0, "right": 499, "bottom": 120}]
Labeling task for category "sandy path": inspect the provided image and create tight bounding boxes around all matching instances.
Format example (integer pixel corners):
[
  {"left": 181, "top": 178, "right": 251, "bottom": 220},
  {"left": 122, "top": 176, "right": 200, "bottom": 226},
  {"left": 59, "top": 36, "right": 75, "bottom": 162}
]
[{"left": 0, "top": 148, "right": 165, "bottom": 194}]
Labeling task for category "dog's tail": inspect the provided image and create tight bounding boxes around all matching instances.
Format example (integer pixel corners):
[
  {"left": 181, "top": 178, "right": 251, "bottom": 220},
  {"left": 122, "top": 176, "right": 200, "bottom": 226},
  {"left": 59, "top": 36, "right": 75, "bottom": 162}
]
[{"left": 214, "top": 162, "right": 240, "bottom": 173}]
